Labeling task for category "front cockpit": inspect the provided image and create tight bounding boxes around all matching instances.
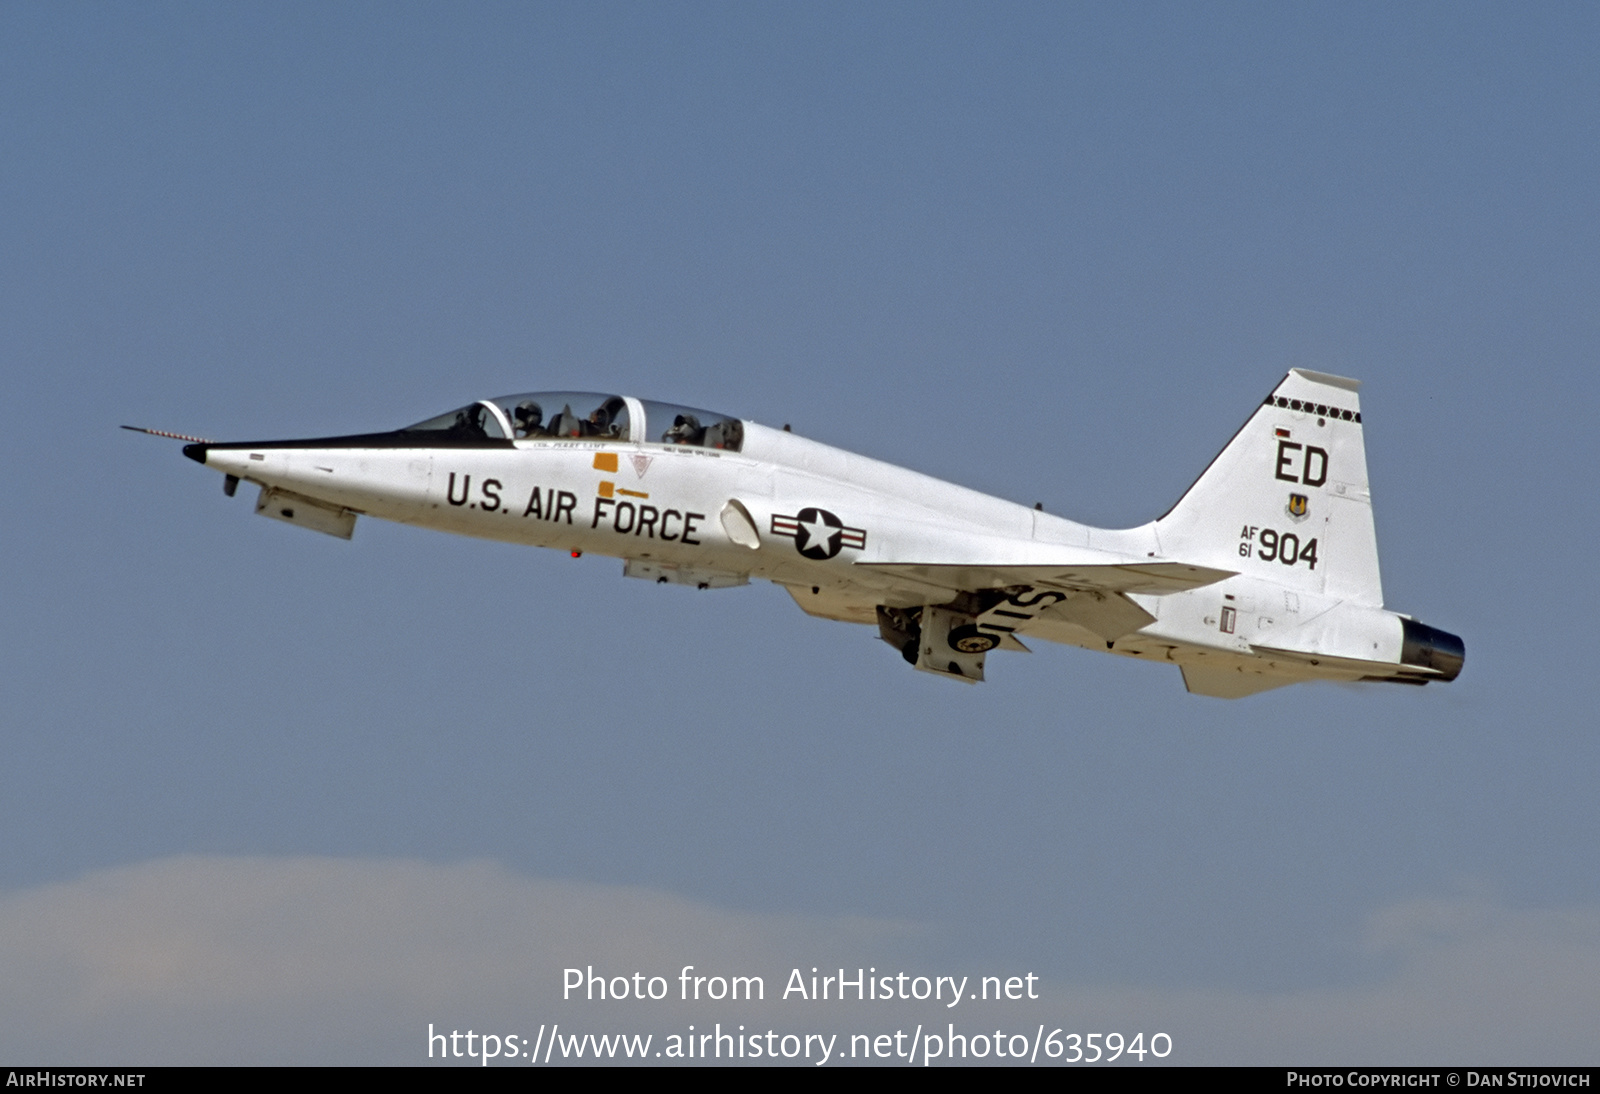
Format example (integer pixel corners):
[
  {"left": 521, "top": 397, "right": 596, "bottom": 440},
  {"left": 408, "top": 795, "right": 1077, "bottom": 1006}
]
[{"left": 399, "top": 392, "right": 744, "bottom": 451}]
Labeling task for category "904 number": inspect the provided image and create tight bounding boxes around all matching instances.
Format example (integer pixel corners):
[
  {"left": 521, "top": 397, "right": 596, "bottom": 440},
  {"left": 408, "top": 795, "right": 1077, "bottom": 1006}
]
[{"left": 1238, "top": 526, "right": 1318, "bottom": 569}]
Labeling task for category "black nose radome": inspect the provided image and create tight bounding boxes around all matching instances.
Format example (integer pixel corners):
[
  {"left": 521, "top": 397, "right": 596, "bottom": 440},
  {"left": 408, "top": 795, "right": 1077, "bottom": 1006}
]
[{"left": 183, "top": 443, "right": 208, "bottom": 464}]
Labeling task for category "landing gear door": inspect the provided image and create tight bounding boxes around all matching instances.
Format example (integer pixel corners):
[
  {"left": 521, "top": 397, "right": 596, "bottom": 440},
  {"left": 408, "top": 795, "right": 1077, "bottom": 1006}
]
[{"left": 915, "top": 606, "right": 990, "bottom": 684}]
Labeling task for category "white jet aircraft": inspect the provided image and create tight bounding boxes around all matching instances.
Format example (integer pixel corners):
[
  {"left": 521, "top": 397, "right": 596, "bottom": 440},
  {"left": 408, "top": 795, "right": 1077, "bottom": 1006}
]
[{"left": 131, "top": 369, "right": 1462, "bottom": 696}]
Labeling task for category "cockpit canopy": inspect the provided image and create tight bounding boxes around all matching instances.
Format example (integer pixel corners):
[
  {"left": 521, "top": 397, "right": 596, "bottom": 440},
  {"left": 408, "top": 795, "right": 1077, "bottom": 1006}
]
[{"left": 401, "top": 392, "right": 744, "bottom": 452}]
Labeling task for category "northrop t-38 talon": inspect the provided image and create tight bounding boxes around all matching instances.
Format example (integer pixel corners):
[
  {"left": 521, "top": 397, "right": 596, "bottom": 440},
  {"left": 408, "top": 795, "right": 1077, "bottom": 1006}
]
[{"left": 131, "top": 370, "right": 1462, "bottom": 696}]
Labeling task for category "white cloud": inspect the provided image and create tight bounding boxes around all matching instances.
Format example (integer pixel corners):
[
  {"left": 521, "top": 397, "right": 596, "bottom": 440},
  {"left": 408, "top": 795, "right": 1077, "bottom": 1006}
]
[{"left": 2, "top": 857, "right": 1595, "bottom": 1064}]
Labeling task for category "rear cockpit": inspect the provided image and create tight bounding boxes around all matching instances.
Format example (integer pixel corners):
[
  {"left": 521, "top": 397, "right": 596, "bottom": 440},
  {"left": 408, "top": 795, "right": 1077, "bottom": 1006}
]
[{"left": 400, "top": 392, "right": 744, "bottom": 451}]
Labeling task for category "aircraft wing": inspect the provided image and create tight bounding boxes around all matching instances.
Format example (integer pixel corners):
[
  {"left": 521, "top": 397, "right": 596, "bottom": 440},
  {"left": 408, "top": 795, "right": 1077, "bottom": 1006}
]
[
  {"left": 853, "top": 560, "right": 1233, "bottom": 596},
  {"left": 852, "top": 560, "right": 1232, "bottom": 645}
]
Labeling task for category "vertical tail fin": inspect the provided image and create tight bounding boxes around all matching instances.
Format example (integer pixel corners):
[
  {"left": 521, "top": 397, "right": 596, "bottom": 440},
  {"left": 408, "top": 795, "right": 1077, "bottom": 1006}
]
[{"left": 1153, "top": 370, "right": 1384, "bottom": 606}]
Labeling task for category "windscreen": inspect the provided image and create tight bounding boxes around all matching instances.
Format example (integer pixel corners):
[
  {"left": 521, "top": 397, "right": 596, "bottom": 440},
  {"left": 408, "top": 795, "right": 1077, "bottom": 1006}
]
[{"left": 401, "top": 402, "right": 508, "bottom": 440}]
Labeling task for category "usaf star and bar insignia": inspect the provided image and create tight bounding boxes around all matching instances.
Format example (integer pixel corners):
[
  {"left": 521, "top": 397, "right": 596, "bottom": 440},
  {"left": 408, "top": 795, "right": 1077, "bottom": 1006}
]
[{"left": 770, "top": 507, "right": 867, "bottom": 560}]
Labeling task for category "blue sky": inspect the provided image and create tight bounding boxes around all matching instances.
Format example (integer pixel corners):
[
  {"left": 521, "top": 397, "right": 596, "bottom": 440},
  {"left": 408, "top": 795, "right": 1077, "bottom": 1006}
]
[{"left": 2, "top": 2, "right": 1596, "bottom": 1064}]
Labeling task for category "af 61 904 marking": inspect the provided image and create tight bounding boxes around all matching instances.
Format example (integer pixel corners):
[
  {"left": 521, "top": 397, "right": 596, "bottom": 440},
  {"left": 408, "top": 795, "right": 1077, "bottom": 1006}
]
[{"left": 1238, "top": 525, "right": 1319, "bottom": 570}]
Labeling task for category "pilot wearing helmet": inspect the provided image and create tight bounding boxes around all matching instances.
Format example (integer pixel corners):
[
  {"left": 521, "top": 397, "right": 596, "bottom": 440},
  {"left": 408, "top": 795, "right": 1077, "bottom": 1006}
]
[{"left": 513, "top": 400, "right": 544, "bottom": 438}]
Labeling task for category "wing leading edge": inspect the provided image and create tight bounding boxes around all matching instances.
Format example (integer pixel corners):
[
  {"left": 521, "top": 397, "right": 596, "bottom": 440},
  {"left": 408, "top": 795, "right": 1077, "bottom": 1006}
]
[
  {"left": 851, "top": 560, "right": 1234, "bottom": 652},
  {"left": 853, "top": 560, "right": 1233, "bottom": 596}
]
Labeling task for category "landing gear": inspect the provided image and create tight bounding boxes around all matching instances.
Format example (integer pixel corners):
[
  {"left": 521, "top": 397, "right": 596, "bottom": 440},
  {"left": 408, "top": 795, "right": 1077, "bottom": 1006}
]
[
  {"left": 877, "top": 604, "right": 991, "bottom": 683},
  {"left": 947, "top": 624, "right": 999, "bottom": 654},
  {"left": 877, "top": 605, "right": 923, "bottom": 664}
]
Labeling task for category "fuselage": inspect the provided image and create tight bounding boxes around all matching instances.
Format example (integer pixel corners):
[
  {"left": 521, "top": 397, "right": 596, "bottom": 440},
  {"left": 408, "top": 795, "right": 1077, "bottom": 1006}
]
[
  {"left": 177, "top": 382, "right": 1463, "bottom": 695},
  {"left": 189, "top": 415, "right": 1158, "bottom": 600}
]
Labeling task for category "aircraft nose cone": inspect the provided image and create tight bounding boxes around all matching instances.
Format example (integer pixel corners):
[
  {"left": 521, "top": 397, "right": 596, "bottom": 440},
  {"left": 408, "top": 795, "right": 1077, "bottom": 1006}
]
[{"left": 183, "top": 443, "right": 209, "bottom": 464}]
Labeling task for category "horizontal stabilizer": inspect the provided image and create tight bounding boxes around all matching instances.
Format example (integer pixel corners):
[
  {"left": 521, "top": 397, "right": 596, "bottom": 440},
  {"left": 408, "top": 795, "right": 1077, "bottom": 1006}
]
[{"left": 1180, "top": 664, "right": 1305, "bottom": 699}]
